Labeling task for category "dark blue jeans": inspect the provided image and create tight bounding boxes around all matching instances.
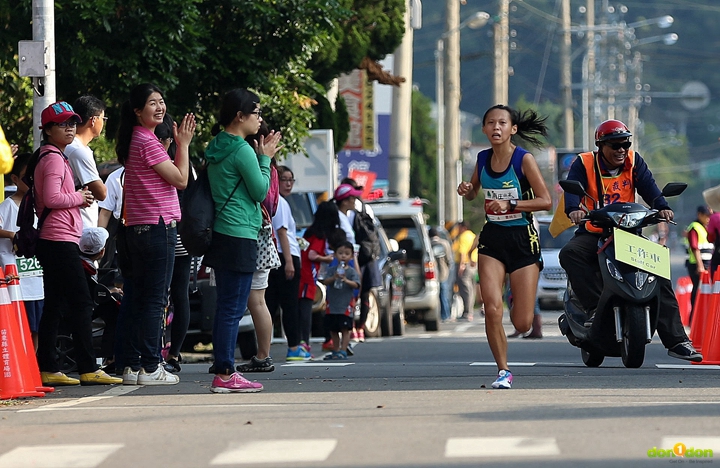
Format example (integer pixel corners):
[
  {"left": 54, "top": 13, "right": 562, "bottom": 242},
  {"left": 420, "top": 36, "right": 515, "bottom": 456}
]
[
  {"left": 36, "top": 239, "right": 98, "bottom": 374},
  {"left": 123, "top": 219, "right": 176, "bottom": 372},
  {"left": 212, "top": 267, "right": 253, "bottom": 375}
]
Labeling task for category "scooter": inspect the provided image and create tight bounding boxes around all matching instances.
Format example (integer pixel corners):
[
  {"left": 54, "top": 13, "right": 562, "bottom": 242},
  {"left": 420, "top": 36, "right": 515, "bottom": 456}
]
[{"left": 557, "top": 180, "right": 687, "bottom": 368}]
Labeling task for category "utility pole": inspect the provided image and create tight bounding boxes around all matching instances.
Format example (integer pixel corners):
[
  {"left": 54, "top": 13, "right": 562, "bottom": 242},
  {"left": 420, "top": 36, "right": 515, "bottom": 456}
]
[
  {"left": 560, "top": 0, "right": 573, "bottom": 149},
  {"left": 493, "top": 0, "right": 510, "bottom": 105},
  {"left": 32, "top": 0, "right": 56, "bottom": 149},
  {"left": 583, "top": 0, "right": 595, "bottom": 148},
  {"left": 388, "top": 1, "right": 414, "bottom": 198},
  {"left": 443, "top": 0, "right": 460, "bottom": 223}
]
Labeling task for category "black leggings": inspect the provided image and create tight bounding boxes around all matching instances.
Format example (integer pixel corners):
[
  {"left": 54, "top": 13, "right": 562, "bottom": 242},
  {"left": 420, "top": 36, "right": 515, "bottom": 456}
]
[
  {"left": 265, "top": 255, "right": 301, "bottom": 347},
  {"left": 168, "top": 254, "right": 191, "bottom": 357}
]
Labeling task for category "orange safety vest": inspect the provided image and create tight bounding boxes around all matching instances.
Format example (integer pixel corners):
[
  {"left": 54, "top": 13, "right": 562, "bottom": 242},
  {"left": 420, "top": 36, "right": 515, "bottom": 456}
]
[{"left": 579, "top": 151, "right": 635, "bottom": 234}]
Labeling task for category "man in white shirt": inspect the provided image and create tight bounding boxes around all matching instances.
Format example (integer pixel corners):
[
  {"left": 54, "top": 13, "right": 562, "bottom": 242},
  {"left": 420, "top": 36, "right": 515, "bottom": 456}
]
[{"left": 65, "top": 95, "right": 107, "bottom": 228}]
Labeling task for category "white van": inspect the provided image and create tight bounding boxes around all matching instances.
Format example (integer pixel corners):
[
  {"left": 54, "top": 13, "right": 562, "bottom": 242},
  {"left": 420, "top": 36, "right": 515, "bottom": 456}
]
[{"left": 369, "top": 198, "right": 440, "bottom": 331}]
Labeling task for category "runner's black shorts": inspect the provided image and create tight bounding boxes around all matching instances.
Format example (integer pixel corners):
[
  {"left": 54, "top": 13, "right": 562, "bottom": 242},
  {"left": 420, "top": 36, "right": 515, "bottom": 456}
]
[{"left": 477, "top": 222, "right": 544, "bottom": 273}]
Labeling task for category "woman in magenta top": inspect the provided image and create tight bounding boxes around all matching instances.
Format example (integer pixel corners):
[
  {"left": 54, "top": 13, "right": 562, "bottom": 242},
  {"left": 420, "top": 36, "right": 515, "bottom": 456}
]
[
  {"left": 34, "top": 101, "right": 121, "bottom": 387},
  {"left": 115, "top": 83, "right": 195, "bottom": 386}
]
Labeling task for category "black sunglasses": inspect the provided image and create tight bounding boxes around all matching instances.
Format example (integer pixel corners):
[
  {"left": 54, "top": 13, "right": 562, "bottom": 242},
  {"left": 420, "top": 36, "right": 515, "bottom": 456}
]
[{"left": 608, "top": 141, "right": 632, "bottom": 150}]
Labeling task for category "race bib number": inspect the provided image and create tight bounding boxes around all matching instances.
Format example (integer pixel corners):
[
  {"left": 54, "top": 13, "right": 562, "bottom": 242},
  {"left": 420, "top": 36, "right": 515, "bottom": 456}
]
[{"left": 16, "top": 256, "right": 43, "bottom": 278}]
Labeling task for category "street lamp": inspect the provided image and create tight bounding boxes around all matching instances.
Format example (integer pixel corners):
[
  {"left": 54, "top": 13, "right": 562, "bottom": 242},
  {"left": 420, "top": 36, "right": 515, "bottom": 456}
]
[{"left": 436, "top": 11, "right": 489, "bottom": 226}]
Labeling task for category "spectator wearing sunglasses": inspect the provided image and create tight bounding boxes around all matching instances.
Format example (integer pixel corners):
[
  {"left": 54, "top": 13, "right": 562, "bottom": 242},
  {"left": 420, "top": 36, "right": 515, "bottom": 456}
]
[{"left": 558, "top": 119, "right": 701, "bottom": 363}]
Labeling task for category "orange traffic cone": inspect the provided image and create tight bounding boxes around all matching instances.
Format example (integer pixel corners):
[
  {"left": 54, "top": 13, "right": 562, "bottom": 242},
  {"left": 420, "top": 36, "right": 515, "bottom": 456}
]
[
  {"left": 690, "top": 270, "right": 713, "bottom": 354},
  {"left": 676, "top": 276, "right": 693, "bottom": 326},
  {"left": 694, "top": 268, "right": 720, "bottom": 365},
  {"left": 0, "top": 272, "right": 45, "bottom": 400},
  {"left": 4, "top": 264, "right": 53, "bottom": 393}
]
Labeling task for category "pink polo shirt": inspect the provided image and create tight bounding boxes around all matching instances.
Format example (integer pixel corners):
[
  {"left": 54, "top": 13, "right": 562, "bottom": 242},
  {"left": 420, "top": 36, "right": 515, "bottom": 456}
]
[
  {"left": 124, "top": 126, "right": 180, "bottom": 226},
  {"left": 35, "top": 148, "right": 84, "bottom": 243}
]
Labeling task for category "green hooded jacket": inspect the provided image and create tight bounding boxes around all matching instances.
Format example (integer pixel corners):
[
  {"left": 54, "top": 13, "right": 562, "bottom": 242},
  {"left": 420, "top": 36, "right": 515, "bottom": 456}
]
[{"left": 205, "top": 131, "right": 271, "bottom": 240}]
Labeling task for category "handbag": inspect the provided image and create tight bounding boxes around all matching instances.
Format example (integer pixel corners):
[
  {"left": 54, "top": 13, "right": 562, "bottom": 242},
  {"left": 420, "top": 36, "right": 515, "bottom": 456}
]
[{"left": 256, "top": 224, "right": 281, "bottom": 271}]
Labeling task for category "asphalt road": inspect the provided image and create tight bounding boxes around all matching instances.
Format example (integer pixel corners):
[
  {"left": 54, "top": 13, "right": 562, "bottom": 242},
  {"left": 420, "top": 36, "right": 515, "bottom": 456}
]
[{"left": 2, "top": 311, "right": 719, "bottom": 468}]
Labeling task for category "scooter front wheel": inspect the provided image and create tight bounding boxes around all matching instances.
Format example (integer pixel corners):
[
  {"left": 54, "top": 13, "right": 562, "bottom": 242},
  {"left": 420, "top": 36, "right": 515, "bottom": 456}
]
[
  {"left": 581, "top": 348, "right": 604, "bottom": 367},
  {"left": 621, "top": 304, "right": 646, "bottom": 368}
]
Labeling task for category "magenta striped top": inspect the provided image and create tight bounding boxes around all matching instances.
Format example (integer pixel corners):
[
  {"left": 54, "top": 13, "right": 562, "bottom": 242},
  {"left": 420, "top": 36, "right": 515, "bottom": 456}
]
[{"left": 124, "top": 126, "right": 180, "bottom": 226}]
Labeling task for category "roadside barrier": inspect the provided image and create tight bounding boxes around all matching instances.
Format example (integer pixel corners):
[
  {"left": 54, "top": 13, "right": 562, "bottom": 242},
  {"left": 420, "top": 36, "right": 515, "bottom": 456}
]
[
  {"left": 0, "top": 270, "right": 45, "bottom": 400},
  {"left": 675, "top": 276, "right": 693, "bottom": 326},
  {"left": 5, "top": 264, "right": 53, "bottom": 393}
]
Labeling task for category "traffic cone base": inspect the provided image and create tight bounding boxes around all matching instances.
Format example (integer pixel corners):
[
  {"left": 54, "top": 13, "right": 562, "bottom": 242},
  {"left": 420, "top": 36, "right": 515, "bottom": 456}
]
[
  {"left": 4, "top": 264, "right": 53, "bottom": 393},
  {"left": 0, "top": 274, "right": 44, "bottom": 399}
]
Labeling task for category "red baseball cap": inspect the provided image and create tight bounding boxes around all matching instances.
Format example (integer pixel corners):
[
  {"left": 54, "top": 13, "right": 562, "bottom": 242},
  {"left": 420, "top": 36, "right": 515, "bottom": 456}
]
[{"left": 39, "top": 101, "right": 82, "bottom": 129}]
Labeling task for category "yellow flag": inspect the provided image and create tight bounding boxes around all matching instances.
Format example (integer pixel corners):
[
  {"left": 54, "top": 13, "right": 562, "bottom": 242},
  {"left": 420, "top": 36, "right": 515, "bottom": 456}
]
[
  {"left": 549, "top": 193, "right": 574, "bottom": 238},
  {"left": 0, "top": 126, "right": 15, "bottom": 175}
]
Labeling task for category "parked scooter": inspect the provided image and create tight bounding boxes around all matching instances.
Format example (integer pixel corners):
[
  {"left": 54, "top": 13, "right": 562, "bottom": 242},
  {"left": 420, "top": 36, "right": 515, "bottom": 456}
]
[{"left": 557, "top": 180, "right": 687, "bottom": 368}]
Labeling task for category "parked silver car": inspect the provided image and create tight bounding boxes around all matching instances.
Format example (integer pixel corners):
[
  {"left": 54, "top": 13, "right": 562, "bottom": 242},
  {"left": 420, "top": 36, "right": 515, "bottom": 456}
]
[
  {"left": 369, "top": 198, "right": 440, "bottom": 331},
  {"left": 536, "top": 215, "right": 575, "bottom": 310}
]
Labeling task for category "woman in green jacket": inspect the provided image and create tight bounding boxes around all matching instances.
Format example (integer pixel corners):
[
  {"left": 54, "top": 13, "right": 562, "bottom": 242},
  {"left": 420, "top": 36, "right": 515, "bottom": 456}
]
[{"left": 204, "top": 89, "right": 281, "bottom": 393}]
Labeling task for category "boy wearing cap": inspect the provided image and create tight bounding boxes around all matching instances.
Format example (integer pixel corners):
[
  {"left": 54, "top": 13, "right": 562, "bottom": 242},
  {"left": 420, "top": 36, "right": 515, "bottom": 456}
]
[{"left": 79, "top": 227, "right": 121, "bottom": 372}]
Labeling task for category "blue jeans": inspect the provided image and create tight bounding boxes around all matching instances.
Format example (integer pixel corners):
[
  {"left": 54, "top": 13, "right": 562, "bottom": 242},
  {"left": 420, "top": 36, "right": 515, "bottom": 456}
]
[
  {"left": 123, "top": 220, "right": 176, "bottom": 372},
  {"left": 439, "top": 279, "right": 453, "bottom": 321},
  {"left": 212, "top": 267, "right": 253, "bottom": 374}
]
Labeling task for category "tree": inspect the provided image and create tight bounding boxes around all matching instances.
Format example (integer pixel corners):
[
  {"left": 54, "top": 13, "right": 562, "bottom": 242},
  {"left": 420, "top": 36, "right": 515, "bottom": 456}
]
[
  {"left": 0, "top": 0, "right": 374, "bottom": 157},
  {"left": 409, "top": 90, "right": 437, "bottom": 220}
]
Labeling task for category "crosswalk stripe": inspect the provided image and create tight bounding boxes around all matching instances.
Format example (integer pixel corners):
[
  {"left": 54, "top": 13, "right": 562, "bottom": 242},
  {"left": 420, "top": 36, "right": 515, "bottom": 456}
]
[
  {"left": 210, "top": 439, "right": 337, "bottom": 465},
  {"left": 445, "top": 437, "right": 560, "bottom": 458},
  {"left": 0, "top": 444, "right": 123, "bottom": 468}
]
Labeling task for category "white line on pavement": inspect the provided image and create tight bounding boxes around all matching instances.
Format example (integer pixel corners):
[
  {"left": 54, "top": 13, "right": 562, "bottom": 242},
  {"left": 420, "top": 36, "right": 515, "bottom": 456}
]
[
  {"left": 445, "top": 437, "right": 560, "bottom": 458},
  {"left": 210, "top": 439, "right": 337, "bottom": 465},
  {"left": 0, "top": 444, "right": 123, "bottom": 468}
]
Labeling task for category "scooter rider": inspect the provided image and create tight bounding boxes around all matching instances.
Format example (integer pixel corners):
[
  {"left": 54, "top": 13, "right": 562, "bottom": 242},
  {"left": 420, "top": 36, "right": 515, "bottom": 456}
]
[{"left": 558, "top": 119, "right": 702, "bottom": 362}]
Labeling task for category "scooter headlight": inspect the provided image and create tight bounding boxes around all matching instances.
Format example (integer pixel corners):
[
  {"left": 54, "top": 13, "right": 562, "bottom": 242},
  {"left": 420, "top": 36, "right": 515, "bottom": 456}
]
[
  {"left": 635, "top": 271, "right": 648, "bottom": 290},
  {"left": 610, "top": 211, "right": 646, "bottom": 228},
  {"left": 606, "top": 259, "right": 624, "bottom": 282}
]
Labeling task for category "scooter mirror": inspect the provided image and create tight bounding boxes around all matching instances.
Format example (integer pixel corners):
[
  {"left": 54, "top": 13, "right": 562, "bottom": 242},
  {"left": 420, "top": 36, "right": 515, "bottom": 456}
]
[
  {"left": 559, "top": 179, "right": 586, "bottom": 196},
  {"left": 660, "top": 182, "right": 687, "bottom": 198}
]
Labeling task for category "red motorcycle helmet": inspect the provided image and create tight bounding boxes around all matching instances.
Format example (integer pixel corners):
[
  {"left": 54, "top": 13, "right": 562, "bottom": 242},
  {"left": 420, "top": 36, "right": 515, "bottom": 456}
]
[{"left": 595, "top": 119, "right": 632, "bottom": 145}]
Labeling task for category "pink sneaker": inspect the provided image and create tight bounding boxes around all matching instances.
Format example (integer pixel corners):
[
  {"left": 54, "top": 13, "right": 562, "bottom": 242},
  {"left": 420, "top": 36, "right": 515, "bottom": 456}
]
[
  {"left": 211, "top": 372, "right": 263, "bottom": 393},
  {"left": 321, "top": 340, "right": 334, "bottom": 351},
  {"left": 357, "top": 328, "right": 365, "bottom": 342},
  {"left": 350, "top": 328, "right": 359, "bottom": 342}
]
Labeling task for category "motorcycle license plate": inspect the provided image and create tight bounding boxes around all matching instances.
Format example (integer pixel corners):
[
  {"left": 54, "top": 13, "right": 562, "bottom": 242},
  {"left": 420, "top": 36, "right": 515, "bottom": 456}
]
[{"left": 613, "top": 228, "right": 670, "bottom": 279}]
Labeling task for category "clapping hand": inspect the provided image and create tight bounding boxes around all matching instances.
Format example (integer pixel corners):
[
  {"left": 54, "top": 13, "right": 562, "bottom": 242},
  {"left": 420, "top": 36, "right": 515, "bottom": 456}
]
[{"left": 255, "top": 130, "right": 283, "bottom": 159}]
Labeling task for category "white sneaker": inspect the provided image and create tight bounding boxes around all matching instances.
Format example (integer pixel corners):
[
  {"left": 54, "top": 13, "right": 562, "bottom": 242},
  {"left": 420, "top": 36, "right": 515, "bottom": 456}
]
[
  {"left": 122, "top": 367, "right": 139, "bottom": 385},
  {"left": 137, "top": 366, "right": 180, "bottom": 385}
]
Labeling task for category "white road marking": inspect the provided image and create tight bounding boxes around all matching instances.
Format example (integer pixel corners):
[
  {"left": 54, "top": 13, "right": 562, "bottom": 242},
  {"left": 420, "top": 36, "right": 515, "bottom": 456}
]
[
  {"left": 469, "top": 361, "right": 537, "bottom": 367},
  {"left": 211, "top": 439, "right": 337, "bottom": 465},
  {"left": 656, "top": 364, "right": 720, "bottom": 369},
  {"left": 0, "top": 444, "right": 123, "bottom": 468},
  {"left": 445, "top": 437, "right": 560, "bottom": 458},
  {"left": 17, "top": 386, "right": 140, "bottom": 412},
  {"left": 20, "top": 403, "right": 282, "bottom": 413}
]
